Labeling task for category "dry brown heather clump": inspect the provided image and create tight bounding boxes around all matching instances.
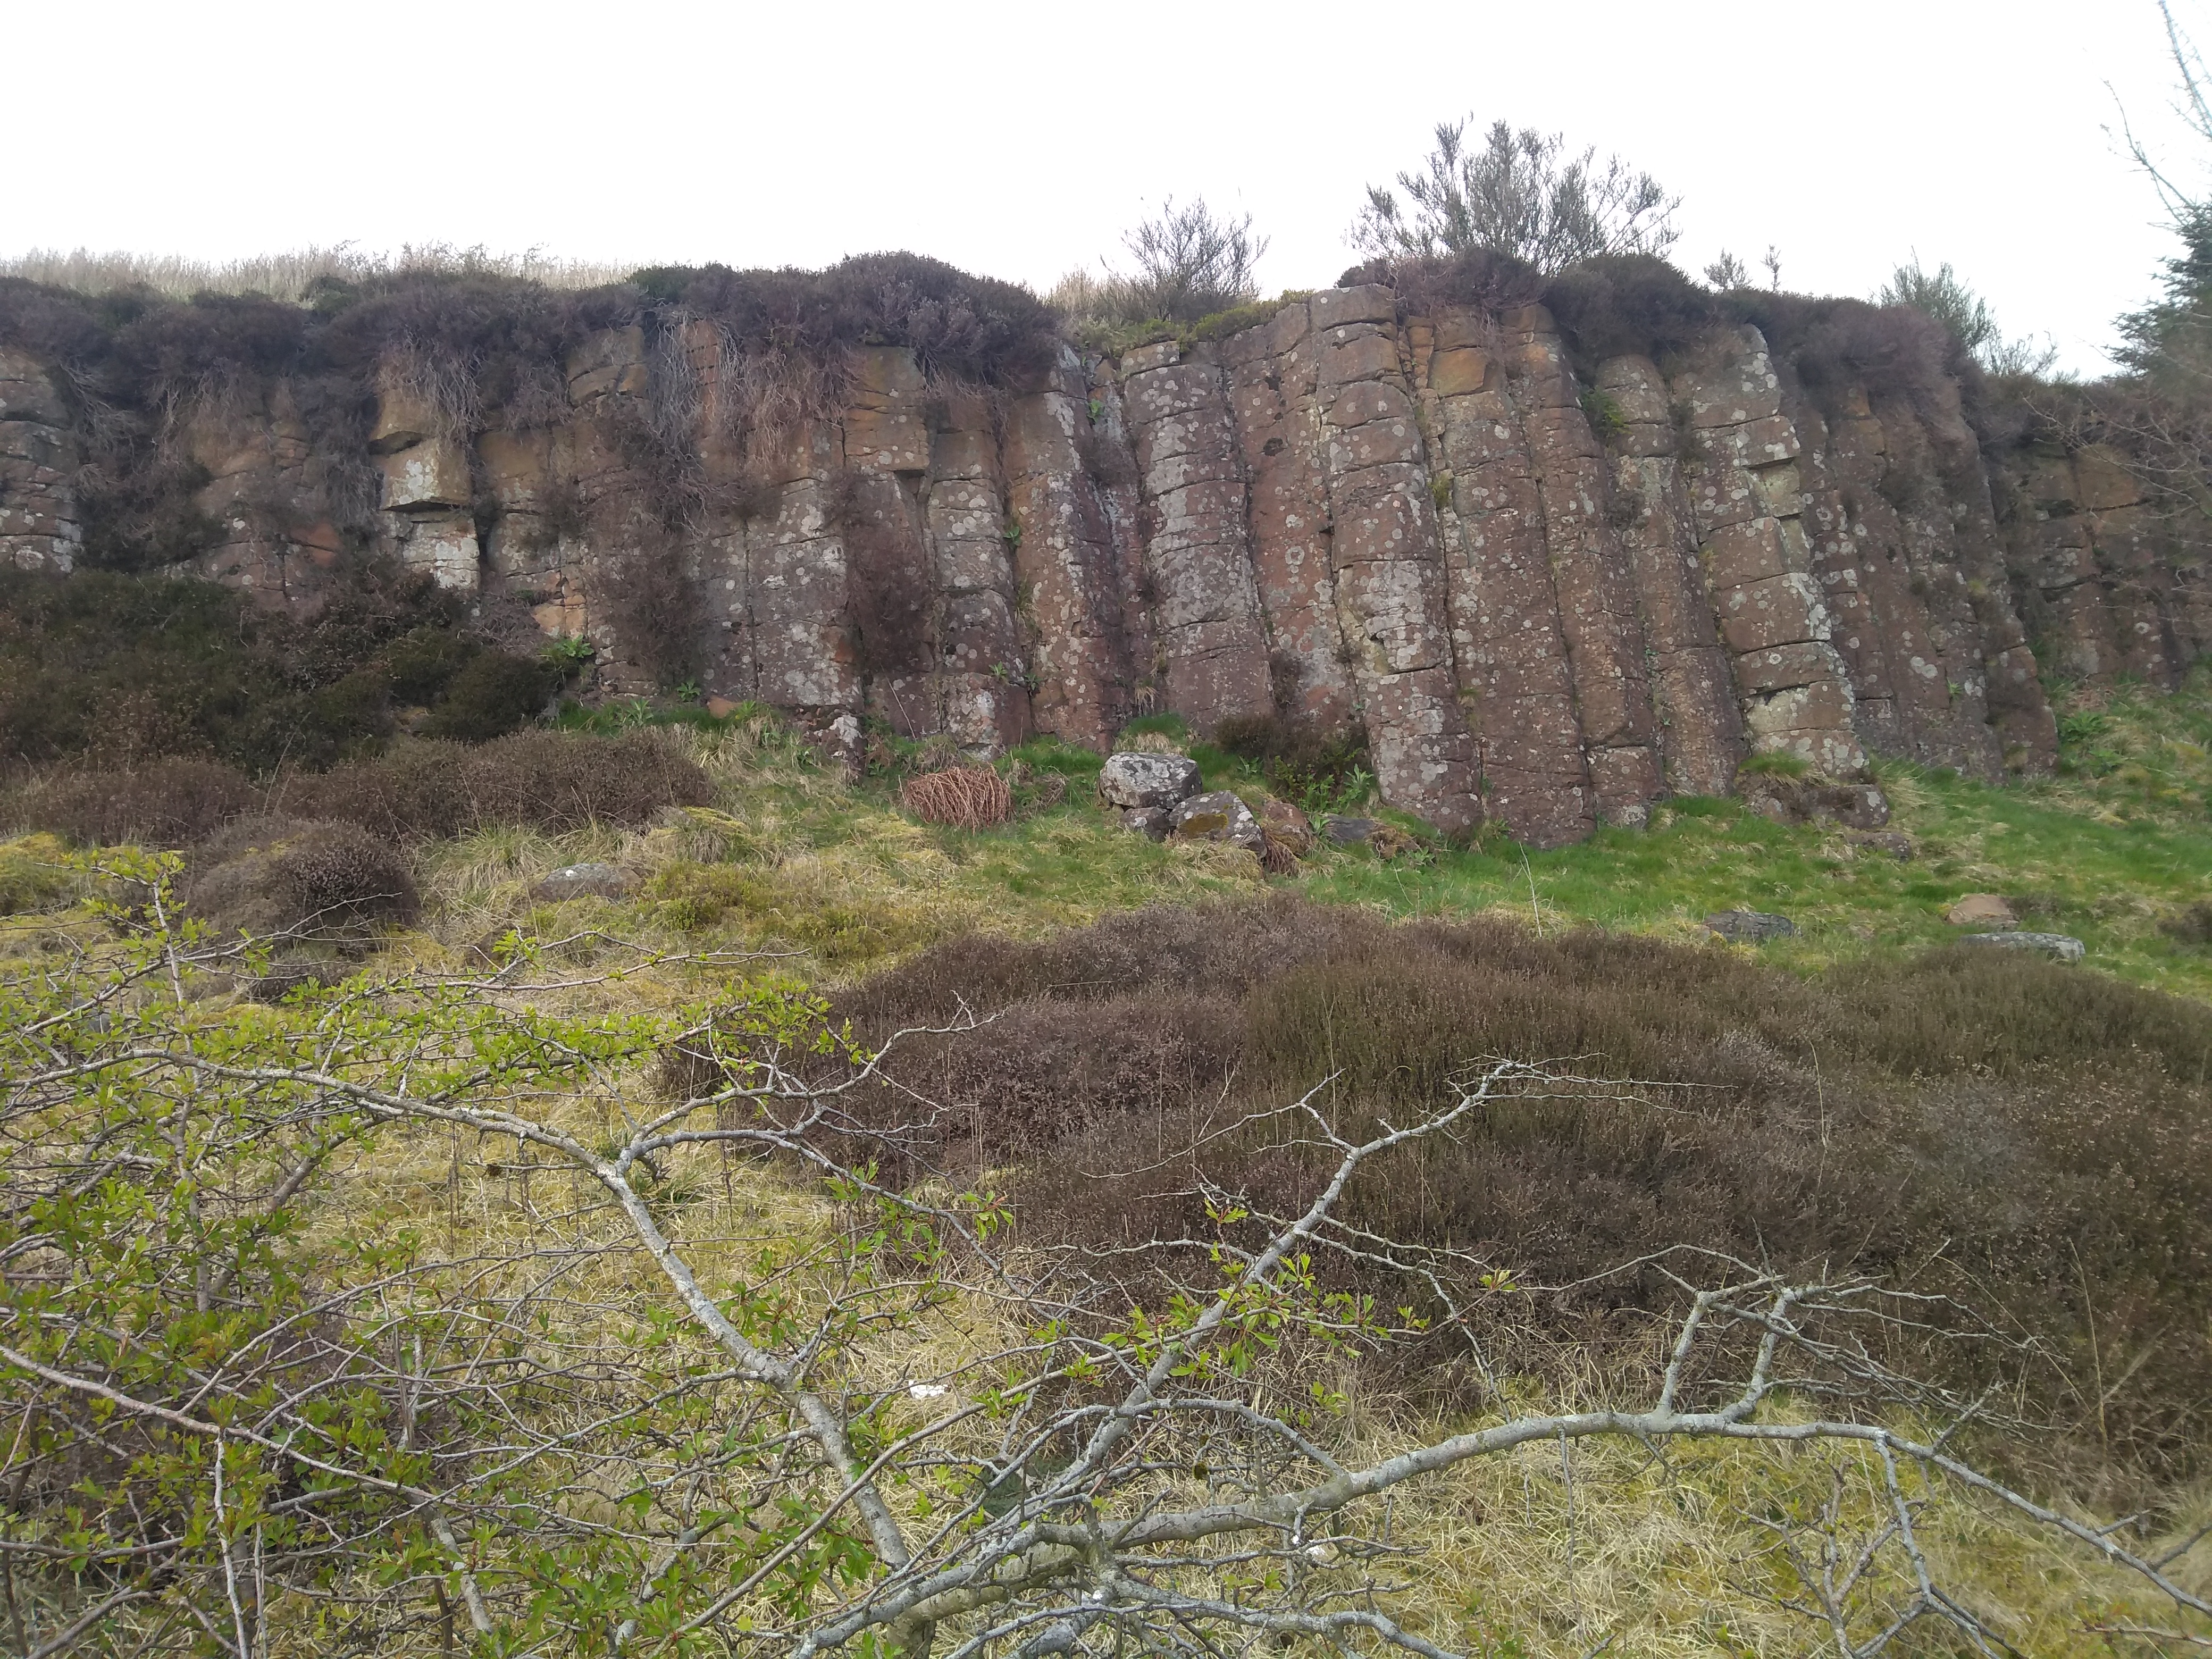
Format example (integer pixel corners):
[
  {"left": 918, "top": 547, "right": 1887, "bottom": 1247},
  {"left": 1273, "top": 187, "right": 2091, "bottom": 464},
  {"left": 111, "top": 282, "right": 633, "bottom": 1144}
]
[
  {"left": 3, "top": 730, "right": 711, "bottom": 849},
  {"left": 825, "top": 895, "right": 2212, "bottom": 1492}
]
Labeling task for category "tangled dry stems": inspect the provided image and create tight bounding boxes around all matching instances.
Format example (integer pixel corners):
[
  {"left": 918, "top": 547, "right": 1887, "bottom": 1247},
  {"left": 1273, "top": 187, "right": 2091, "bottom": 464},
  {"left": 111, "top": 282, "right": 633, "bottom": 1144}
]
[{"left": 898, "top": 766, "right": 1013, "bottom": 831}]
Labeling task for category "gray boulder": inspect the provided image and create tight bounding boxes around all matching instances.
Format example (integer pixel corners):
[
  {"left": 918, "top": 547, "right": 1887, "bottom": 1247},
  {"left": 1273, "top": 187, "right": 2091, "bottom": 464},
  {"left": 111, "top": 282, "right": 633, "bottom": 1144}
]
[
  {"left": 1122, "top": 806, "right": 1171, "bottom": 842},
  {"left": 532, "top": 861, "right": 634, "bottom": 902},
  {"left": 1098, "top": 752, "right": 1202, "bottom": 810},
  {"left": 1958, "top": 931, "right": 2084, "bottom": 963},
  {"left": 1704, "top": 909, "right": 1796, "bottom": 942},
  {"left": 1170, "top": 790, "right": 1264, "bottom": 854}
]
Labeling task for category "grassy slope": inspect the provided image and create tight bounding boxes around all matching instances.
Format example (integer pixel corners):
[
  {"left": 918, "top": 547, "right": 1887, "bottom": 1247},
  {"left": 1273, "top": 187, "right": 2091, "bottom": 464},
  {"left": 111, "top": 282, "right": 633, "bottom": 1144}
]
[
  {"left": 465, "top": 675, "right": 2212, "bottom": 1003},
  {"left": 9, "top": 681, "right": 2212, "bottom": 1654}
]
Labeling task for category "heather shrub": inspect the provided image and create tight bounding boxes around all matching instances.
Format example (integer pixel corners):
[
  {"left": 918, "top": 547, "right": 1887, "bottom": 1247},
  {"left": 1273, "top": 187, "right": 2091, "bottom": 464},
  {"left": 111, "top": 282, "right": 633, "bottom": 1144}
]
[
  {"left": 183, "top": 817, "right": 420, "bottom": 941},
  {"left": 4, "top": 757, "right": 256, "bottom": 847},
  {"left": 281, "top": 730, "right": 710, "bottom": 840},
  {"left": 824, "top": 897, "right": 2212, "bottom": 1480}
]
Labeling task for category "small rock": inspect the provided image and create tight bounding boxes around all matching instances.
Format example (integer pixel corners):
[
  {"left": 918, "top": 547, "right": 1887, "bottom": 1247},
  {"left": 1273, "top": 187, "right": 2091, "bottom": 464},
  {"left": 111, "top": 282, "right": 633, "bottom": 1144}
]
[
  {"left": 1122, "top": 806, "right": 1171, "bottom": 841},
  {"left": 1322, "top": 815, "right": 1379, "bottom": 845},
  {"left": 1741, "top": 776, "right": 1891, "bottom": 830},
  {"left": 1845, "top": 830, "right": 1913, "bottom": 860},
  {"left": 532, "top": 861, "right": 634, "bottom": 902},
  {"left": 1705, "top": 909, "right": 1797, "bottom": 942},
  {"left": 1258, "top": 798, "right": 1314, "bottom": 857},
  {"left": 1945, "top": 893, "right": 2016, "bottom": 929},
  {"left": 1958, "top": 931, "right": 2084, "bottom": 962},
  {"left": 1169, "top": 790, "right": 1264, "bottom": 853},
  {"left": 1099, "top": 751, "right": 1203, "bottom": 810}
]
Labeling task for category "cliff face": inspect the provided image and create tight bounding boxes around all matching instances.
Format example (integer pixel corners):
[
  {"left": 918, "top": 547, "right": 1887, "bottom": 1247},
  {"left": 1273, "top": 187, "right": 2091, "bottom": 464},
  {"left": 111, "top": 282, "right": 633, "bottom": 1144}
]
[{"left": 4, "top": 276, "right": 2203, "bottom": 844}]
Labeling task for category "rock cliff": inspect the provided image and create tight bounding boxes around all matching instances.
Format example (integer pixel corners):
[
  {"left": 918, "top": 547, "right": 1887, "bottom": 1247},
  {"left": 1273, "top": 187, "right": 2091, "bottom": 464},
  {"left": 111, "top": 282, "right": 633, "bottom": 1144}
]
[{"left": 4, "top": 261, "right": 2203, "bottom": 844}]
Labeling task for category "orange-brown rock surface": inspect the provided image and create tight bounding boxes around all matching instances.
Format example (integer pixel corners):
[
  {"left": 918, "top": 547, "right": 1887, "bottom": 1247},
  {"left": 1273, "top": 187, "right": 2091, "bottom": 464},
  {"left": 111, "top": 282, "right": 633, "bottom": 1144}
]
[{"left": 16, "top": 272, "right": 2201, "bottom": 844}]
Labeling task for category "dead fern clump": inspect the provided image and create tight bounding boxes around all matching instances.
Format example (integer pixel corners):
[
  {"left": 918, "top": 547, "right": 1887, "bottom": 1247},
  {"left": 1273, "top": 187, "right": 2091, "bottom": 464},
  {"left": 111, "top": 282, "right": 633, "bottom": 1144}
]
[{"left": 898, "top": 766, "right": 1012, "bottom": 830}]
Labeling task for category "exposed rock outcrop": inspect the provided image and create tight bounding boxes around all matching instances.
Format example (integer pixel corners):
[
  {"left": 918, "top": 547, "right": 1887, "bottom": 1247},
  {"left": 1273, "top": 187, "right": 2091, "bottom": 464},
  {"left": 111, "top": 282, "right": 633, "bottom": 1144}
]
[{"left": 11, "top": 264, "right": 2205, "bottom": 845}]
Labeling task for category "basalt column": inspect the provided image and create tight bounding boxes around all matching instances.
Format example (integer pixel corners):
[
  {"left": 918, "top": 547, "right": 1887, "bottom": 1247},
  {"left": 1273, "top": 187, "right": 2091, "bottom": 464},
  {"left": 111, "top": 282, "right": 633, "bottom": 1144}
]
[
  {"left": 1671, "top": 328, "right": 1867, "bottom": 777},
  {"left": 1503, "top": 307, "right": 1663, "bottom": 822},
  {"left": 1417, "top": 308, "right": 1593, "bottom": 845},
  {"left": 1219, "top": 299, "right": 1359, "bottom": 729},
  {"left": 1114, "top": 342, "right": 1273, "bottom": 734},
  {"left": 921, "top": 390, "right": 1030, "bottom": 750},
  {"left": 1311, "top": 286, "right": 1482, "bottom": 834},
  {"left": 1871, "top": 400, "right": 2007, "bottom": 777},
  {"left": 0, "top": 348, "right": 81, "bottom": 573},
  {"left": 841, "top": 347, "right": 940, "bottom": 738},
  {"left": 1913, "top": 380, "right": 2056, "bottom": 770},
  {"left": 1003, "top": 347, "right": 1133, "bottom": 751},
  {"left": 1595, "top": 354, "right": 1744, "bottom": 797}
]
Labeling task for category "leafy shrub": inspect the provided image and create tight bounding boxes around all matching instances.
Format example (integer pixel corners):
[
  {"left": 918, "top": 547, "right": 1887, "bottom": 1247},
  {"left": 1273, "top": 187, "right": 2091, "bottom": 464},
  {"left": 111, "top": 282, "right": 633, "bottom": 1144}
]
[
  {"left": 1212, "top": 714, "right": 1373, "bottom": 813},
  {"left": 1353, "top": 119, "right": 1680, "bottom": 270},
  {"left": 416, "top": 650, "right": 563, "bottom": 740},
  {"left": 1542, "top": 254, "right": 1717, "bottom": 375}
]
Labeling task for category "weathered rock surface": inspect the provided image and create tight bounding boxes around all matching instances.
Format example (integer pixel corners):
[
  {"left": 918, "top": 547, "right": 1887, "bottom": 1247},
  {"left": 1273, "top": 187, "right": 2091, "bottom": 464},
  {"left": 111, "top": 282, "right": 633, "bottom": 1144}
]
[
  {"left": 1705, "top": 910, "right": 1797, "bottom": 942},
  {"left": 532, "top": 862, "right": 635, "bottom": 902},
  {"left": 1097, "top": 751, "right": 1202, "bottom": 809},
  {"left": 1169, "top": 790, "right": 1264, "bottom": 853},
  {"left": 1945, "top": 893, "right": 2017, "bottom": 928},
  {"left": 1958, "top": 931, "right": 2084, "bottom": 961},
  {"left": 23, "top": 273, "right": 2203, "bottom": 845}
]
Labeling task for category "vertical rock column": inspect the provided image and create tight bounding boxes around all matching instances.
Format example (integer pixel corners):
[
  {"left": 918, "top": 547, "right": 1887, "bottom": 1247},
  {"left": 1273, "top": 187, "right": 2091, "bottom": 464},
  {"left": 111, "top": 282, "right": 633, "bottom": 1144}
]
[
  {"left": 1596, "top": 354, "right": 1744, "bottom": 797},
  {"left": 842, "top": 347, "right": 939, "bottom": 736},
  {"left": 0, "top": 347, "right": 83, "bottom": 572},
  {"left": 1789, "top": 389, "right": 1905, "bottom": 759},
  {"left": 1219, "top": 300, "right": 1359, "bottom": 728},
  {"left": 1502, "top": 308, "right": 1663, "bottom": 822},
  {"left": 921, "top": 392, "right": 1030, "bottom": 751},
  {"left": 1871, "top": 401, "right": 2007, "bottom": 776},
  {"left": 1420, "top": 308, "right": 1592, "bottom": 845},
  {"left": 1115, "top": 342, "right": 1273, "bottom": 734},
  {"left": 2072, "top": 444, "right": 2188, "bottom": 685},
  {"left": 1003, "top": 347, "right": 1133, "bottom": 751},
  {"left": 1811, "top": 387, "right": 1978, "bottom": 768},
  {"left": 743, "top": 415, "right": 859, "bottom": 713},
  {"left": 1672, "top": 328, "right": 1867, "bottom": 777},
  {"left": 1916, "top": 388, "right": 2057, "bottom": 770},
  {"left": 1312, "top": 287, "right": 1482, "bottom": 834}
]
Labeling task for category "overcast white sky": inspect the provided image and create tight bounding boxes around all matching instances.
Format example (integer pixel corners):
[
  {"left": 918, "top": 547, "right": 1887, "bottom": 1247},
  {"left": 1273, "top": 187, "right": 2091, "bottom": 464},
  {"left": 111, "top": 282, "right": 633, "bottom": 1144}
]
[{"left": 11, "top": 1, "right": 2210, "bottom": 376}]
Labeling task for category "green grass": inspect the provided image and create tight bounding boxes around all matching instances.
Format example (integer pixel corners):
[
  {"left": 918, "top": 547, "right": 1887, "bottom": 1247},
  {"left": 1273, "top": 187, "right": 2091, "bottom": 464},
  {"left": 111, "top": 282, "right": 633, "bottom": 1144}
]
[{"left": 525, "top": 684, "right": 2212, "bottom": 998}]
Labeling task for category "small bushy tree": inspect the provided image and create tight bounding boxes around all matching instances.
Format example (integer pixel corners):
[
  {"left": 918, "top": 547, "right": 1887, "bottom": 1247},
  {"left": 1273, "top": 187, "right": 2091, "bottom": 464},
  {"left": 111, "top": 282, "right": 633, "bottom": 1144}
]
[
  {"left": 1878, "top": 257, "right": 2058, "bottom": 377},
  {"left": 1353, "top": 119, "right": 1680, "bottom": 272}
]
